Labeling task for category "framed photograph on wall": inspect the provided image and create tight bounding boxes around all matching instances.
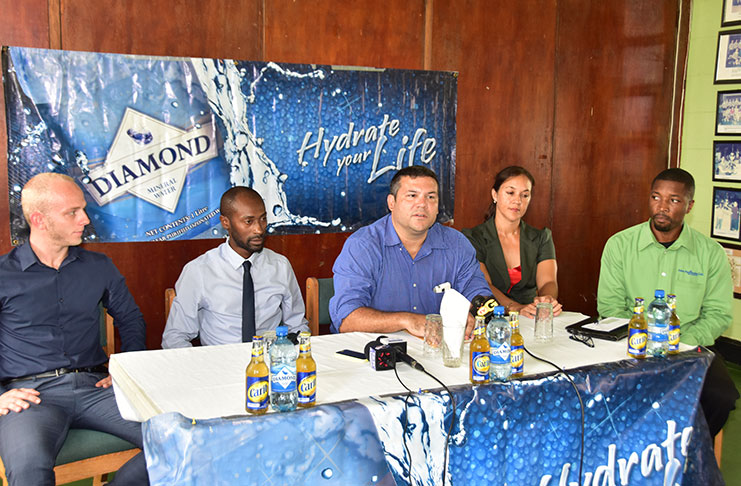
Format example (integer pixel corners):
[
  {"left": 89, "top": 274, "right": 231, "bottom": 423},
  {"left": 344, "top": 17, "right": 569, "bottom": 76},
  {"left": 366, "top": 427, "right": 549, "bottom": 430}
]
[
  {"left": 721, "top": 243, "right": 741, "bottom": 298},
  {"left": 713, "top": 141, "right": 741, "bottom": 181},
  {"left": 716, "top": 30, "right": 741, "bottom": 82},
  {"left": 722, "top": 0, "right": 741, "bottom": 27},
  {"left": 715, "top": 90, "right": 741, "bottom": 134},
  {"left": 712, "top": 187, "right": 741, "bottom": 240}
]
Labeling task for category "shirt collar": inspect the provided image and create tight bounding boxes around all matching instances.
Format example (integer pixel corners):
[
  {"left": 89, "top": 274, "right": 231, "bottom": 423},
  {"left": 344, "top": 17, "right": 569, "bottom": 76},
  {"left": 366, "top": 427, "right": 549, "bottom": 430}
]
[
  {"left": 16, "top": 242, "right": 82, "bottom": 271},
  {"left": 221, "top": 239, "right": 263, "bottom": 270},
  {"left": 638, "top": 220, "right": 693, "bottom": 252},
  {"left": 382, "top": 213, "right": 447, "bottom": 248}
]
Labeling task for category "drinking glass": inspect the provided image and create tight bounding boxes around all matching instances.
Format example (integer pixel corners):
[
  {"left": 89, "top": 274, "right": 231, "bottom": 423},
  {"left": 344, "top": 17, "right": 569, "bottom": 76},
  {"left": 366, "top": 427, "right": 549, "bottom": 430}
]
[
  {"left": 441, "top": 323, "right": 465, "bottom": 367},
  {"left": 534, "top": 302, "right": 554, "bottom": 342},
  {"left": 423, "top": 314, "right": 443, "bottom": 357}
]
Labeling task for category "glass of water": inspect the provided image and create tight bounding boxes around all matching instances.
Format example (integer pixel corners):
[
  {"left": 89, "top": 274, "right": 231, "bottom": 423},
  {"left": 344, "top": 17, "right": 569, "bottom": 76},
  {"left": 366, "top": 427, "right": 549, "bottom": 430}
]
[{"left": 534, "top": 303, "right": 554, "bottom": 342}]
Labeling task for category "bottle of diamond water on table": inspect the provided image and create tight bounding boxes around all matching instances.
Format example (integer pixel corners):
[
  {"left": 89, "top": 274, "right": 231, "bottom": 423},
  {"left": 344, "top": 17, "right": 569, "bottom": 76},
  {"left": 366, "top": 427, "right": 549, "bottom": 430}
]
[
  {"left": 470, "top": 315, "right": 490, "bottom": 384},
  {"left": 646, "top": 290, "right": 671, "bottom": 358},
  {"left": 509, "top": 311, "right": 524, "bottom": 378},
  {"left": 245, "top": 336, "right": 269, "bottom": 414},
  {"left": 627, "top": 298, "right": 647, "bottom": 359},
  {"left": 667, "top": 294, "right": 681, "bottom": 355},
  {"left": 296, "top": 331, "right": 317, "bottom": 408},
  {"left": 270, "top": 326, "right": 298, "bottom": 412},
  {"left": 487, "top": 306, "right": 511, "bottom": 381}
]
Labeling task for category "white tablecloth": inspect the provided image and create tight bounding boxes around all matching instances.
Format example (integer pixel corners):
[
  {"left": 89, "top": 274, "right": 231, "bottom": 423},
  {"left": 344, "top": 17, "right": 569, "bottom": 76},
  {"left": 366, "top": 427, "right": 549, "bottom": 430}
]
[{"left": 110, "top": 312, "right": 689, "bottom": 422}]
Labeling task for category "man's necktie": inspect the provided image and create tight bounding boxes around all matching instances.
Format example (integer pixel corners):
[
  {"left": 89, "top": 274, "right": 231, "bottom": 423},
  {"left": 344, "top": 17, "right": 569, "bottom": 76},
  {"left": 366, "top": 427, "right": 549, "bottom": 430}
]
[{"left": 242, "top": 260, "right": 256, "bottom": 342}]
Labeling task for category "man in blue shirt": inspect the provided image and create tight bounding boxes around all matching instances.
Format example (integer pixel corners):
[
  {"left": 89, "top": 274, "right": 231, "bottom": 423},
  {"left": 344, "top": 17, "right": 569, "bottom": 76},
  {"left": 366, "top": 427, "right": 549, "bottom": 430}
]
[
  {"left": 329, "top": 166, "right": 491, "bottom": 336},
  {"left": 0, "top": 173, "right": 148, "bottom": 485}
]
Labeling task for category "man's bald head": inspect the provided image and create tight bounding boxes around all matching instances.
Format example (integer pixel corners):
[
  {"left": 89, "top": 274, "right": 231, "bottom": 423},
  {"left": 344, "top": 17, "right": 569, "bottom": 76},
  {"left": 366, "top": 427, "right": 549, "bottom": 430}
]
[
  {"left": 220, "top": 186, "right": 265, "bottom": 219},
  {"left": 21, "top": 173, "right": 81, "bottom": 224}
]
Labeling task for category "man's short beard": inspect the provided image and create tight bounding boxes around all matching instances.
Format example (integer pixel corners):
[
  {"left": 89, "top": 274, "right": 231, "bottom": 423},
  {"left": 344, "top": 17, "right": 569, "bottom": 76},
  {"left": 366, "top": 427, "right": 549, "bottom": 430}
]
[{"left": 235, "top": 238, "right": 264, "bottom": 254}]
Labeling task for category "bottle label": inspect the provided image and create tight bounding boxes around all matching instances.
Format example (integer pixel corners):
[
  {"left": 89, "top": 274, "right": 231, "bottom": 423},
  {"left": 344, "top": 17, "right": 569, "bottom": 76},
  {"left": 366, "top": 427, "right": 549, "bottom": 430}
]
[
  {"left": 471, "top": 351, "right": 490, "bottom": 381},
  {"left": 627, "top": 328, "right": 647, "bottom": 356},
  {"left": 489, "top": 342, "right": 511, "bottom": 365},
  {"left": 246, "top": 376, "right": 269, "bottom": 410},
  {"left": 297, "top": 371, "right": 316, "bottom": 403},
  {"left": 648, "top": 330, "right": 668, "bottom": 342},
  {"left": 510, "top": 345, "right": 524, "bottom": 374},
  {"left": 271, "top": 364, "right": 297, "bottom": 392},
  {"left": 668, "top": 325, "right": 680, "bottom": 350}
]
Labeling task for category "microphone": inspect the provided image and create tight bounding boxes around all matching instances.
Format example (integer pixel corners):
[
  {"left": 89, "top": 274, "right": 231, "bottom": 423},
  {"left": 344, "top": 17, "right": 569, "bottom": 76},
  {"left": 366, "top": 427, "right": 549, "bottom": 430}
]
[
  {"left": 470, "top": 295, "right": 499, "bottom": 321},
  {"left": 392, "top": 347, "right": 425, "bottom": 372}
]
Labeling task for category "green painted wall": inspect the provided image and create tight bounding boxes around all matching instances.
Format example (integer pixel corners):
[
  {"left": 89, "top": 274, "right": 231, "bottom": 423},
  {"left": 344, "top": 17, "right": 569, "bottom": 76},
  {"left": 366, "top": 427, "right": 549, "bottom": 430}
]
[{"left": 681, "top": 0, "right": 741, "bottom": 340}]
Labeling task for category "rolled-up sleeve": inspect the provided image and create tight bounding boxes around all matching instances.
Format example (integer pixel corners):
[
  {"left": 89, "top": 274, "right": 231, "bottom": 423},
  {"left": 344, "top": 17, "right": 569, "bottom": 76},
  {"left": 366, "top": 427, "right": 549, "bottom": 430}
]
[{"left": 329, "top": 237, "right": 378, "bottom": 333}]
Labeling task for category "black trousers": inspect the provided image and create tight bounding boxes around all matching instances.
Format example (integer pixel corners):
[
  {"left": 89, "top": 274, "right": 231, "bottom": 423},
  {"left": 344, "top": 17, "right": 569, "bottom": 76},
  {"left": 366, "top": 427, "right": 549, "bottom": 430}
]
[{"left": 702, "top": 348, "right": 740, "bottom": 438}]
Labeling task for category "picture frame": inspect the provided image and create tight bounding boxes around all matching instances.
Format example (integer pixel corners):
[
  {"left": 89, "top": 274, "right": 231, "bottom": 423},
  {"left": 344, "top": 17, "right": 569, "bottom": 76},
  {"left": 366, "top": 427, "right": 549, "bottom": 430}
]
[
  {"left": 715, "top": 90, "right": 741, "bottom": 134},
  {"left": 721, "top": 242, "right": 741, "bottom": 298},
  {"left": 722, "top": 0, "right": 741, "bottom": 27},
  {"left": 713, "top": 141, "right": 741, "bottom": 181},
  {"left": 712, "top": 187, "right": 741, "bottom": 241},
  {"left": 716, "top": 30, "right": 741, "bottom": 83}
]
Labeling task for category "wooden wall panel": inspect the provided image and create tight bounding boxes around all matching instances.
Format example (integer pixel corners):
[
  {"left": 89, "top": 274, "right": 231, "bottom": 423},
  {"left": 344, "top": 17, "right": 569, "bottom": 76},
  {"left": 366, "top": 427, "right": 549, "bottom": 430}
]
[
  {"left": 0, "top": 0, "right": 689, "bottom": 347},
  {"left": 59, "top": 0, "right": 263, "bottom": 59},
  {"left": 0, "top": 0, "right": 52, "bottom": 252},
  {"left": 264, "top": 0, "right": 425, "bottom": 69},
  {"left": 551, "top": 0, "right": 682, "bottom": 314},
  {"left": 430, "top": 0, "right": 557, "bottom": 231}
]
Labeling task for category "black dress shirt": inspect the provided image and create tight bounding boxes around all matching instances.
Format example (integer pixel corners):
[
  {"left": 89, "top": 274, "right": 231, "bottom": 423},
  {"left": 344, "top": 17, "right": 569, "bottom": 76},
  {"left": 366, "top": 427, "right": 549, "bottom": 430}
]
[{"left": 0, "top": 243, "right": 146, "bottom": 387}]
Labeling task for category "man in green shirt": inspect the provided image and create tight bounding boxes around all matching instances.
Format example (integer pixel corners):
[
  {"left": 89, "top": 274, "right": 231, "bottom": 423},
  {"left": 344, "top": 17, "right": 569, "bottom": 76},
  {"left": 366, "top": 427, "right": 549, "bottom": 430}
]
[{"left": 597, "top": 168, "right": 738, "bottom": 437}]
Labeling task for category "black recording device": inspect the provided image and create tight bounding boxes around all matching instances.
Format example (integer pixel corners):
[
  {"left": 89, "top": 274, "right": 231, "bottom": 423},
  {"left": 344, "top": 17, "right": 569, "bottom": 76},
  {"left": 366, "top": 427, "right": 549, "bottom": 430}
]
[
  {"left": 363, "top": 336, "right": 424, "bottom": 371},
  {"left": 470, "top": 295, "right": 499, "bottom": 322}
]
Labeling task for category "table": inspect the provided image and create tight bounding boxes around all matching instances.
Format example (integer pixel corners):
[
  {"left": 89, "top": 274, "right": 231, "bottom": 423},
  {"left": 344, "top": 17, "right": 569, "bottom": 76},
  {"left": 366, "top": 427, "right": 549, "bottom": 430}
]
[
  {"left": 109, "top": 313, "right": 722, "bottom": 485},
  {"left": 110, "top": 312, "right": 668, "bottom": 421}
]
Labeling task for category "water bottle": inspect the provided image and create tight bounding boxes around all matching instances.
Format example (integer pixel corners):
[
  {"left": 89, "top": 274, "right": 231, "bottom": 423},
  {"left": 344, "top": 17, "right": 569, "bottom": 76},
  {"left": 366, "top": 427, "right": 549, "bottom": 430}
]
[
  {"left": 646, "top": 290, "right": 671, "bottom": 358},
  {"left": 270, "top": 326, "right": 298, "bottom": 412},
  {"left": 487, "top": 306, "right": 511, "bottom": 381}
]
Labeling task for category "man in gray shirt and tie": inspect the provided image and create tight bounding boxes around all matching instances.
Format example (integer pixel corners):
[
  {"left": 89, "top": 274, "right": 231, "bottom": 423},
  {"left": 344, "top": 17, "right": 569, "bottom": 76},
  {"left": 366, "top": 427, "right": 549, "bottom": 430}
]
[{"left": 162, "top": 187, "right": 308, "bottom": 348}]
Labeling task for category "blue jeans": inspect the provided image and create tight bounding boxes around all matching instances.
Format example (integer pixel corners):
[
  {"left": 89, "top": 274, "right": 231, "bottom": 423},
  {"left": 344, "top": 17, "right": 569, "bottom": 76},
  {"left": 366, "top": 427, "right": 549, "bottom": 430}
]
[{"left": 0, "top": 371, "right": 148, "bottom": 485}]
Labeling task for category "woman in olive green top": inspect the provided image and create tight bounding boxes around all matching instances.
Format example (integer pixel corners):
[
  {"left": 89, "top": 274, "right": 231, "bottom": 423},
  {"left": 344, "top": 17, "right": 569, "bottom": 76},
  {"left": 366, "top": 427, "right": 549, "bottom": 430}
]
[{"left": 462, "top": 166, "right": 562, "bottom": 318}]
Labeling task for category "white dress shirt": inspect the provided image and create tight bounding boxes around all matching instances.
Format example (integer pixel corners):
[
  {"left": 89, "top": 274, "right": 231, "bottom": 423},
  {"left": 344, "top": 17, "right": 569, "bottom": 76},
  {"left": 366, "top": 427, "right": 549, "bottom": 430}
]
[{"left": 162, "top": 241, "right": 308, "bottom": 348}]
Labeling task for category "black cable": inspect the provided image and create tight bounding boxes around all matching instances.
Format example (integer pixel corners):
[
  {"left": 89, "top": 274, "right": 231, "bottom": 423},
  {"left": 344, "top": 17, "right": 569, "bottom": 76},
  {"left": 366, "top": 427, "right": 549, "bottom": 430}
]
[
  {"left": 523, "top": 345, "right": 585, "bottom": 484},
  {"left": 390, "top": 348, "right": 455, "bottom": 486},
  {"left": 392, "top": 361, "right": 415, "bottom": 485},
  {"left": 420, "top": 367, "right": 455, "bottom": 486}
]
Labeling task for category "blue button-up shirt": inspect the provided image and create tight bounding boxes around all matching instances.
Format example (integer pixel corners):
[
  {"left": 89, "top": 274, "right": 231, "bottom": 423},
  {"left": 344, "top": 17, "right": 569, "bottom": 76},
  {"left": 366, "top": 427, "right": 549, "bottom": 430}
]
[
  {"left": 329, "top": 214, "right": 491, "bottom": 332},
  {"left": 0, "top": 243, "right": 146, "bottom": 386}
]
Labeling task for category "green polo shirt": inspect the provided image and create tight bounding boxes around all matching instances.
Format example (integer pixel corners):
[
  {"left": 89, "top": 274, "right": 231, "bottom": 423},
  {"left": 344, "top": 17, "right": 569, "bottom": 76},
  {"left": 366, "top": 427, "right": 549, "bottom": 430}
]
[{"left": 597, "top": 221, "right": 732, "bottom": 346}]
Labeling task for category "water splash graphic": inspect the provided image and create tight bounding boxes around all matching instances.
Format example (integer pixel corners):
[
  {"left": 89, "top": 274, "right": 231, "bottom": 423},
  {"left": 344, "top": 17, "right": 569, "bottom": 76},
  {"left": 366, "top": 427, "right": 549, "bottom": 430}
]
[{"left": 191, "top": 58, "right": 333, "bottom": 228}]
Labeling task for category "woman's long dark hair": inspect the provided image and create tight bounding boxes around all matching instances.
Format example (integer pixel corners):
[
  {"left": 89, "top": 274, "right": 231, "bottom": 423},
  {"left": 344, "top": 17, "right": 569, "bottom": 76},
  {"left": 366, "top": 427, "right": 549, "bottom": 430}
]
[{"left": 484, "top": 166, "right": 536, "bottom": 221}]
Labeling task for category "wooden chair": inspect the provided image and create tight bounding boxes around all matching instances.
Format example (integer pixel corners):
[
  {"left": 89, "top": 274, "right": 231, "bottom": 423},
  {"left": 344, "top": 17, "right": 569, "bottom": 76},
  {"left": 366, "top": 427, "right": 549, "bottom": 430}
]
[
  {"left": 165, "top": 287, "right": 176, "bottom": 321},
  {"left": 0, "top": 310, "right": 141, "bottom": 486},
  {"left": 305, "top": 277, "right": 334, "bottom": 336},
  {"left": 714, "top": 429, "right": 723, "bottom": 467}
]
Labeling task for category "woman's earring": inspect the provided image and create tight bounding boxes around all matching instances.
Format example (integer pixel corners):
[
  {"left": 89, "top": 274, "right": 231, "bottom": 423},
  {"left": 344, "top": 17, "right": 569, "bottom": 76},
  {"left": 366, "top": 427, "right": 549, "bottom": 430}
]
[{"left": 493, "top": 199, "right": 497, "bottom": 204}]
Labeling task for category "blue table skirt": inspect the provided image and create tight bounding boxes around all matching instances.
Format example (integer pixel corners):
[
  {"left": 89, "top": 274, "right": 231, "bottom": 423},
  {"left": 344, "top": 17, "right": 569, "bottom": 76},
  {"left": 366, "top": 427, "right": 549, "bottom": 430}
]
[{"left": 143, "top": 350, "right": 723, "bottom": 486}]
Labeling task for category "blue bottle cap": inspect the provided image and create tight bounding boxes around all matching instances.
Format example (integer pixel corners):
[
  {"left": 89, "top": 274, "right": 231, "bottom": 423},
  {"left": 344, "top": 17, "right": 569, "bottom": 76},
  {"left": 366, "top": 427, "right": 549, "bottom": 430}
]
[
  {"left": 276, "top": 326, "right": 288, "bottom": 337},
  {"left": 493, "top": 305, "right": 505, "bottom": 315},
  {"left": 654, "top": 289, "right": 665, "bottom": 298}
]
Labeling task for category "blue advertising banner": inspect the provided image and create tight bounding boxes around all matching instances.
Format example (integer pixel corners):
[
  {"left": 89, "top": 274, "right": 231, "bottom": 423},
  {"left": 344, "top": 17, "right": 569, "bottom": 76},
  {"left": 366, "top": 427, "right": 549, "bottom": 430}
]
[
  {"left": 142, "top": 352, "right": 722, "bottom": 486},
  {"left": 2, "top": 46, "right": 457, "bottom": 243}
]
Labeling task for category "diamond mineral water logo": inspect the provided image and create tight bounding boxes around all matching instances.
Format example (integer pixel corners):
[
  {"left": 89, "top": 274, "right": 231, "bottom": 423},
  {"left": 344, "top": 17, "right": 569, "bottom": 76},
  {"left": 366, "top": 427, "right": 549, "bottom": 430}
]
[{"left": 81, "top": 108, "right": 218, "bottom": 213}]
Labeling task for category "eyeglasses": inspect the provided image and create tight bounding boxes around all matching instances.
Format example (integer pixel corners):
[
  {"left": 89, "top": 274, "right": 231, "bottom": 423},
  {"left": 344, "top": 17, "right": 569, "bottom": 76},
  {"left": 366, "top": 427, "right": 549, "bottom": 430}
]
[{"left": 569, "top": 332, "right": 594, "bottom": 348}]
